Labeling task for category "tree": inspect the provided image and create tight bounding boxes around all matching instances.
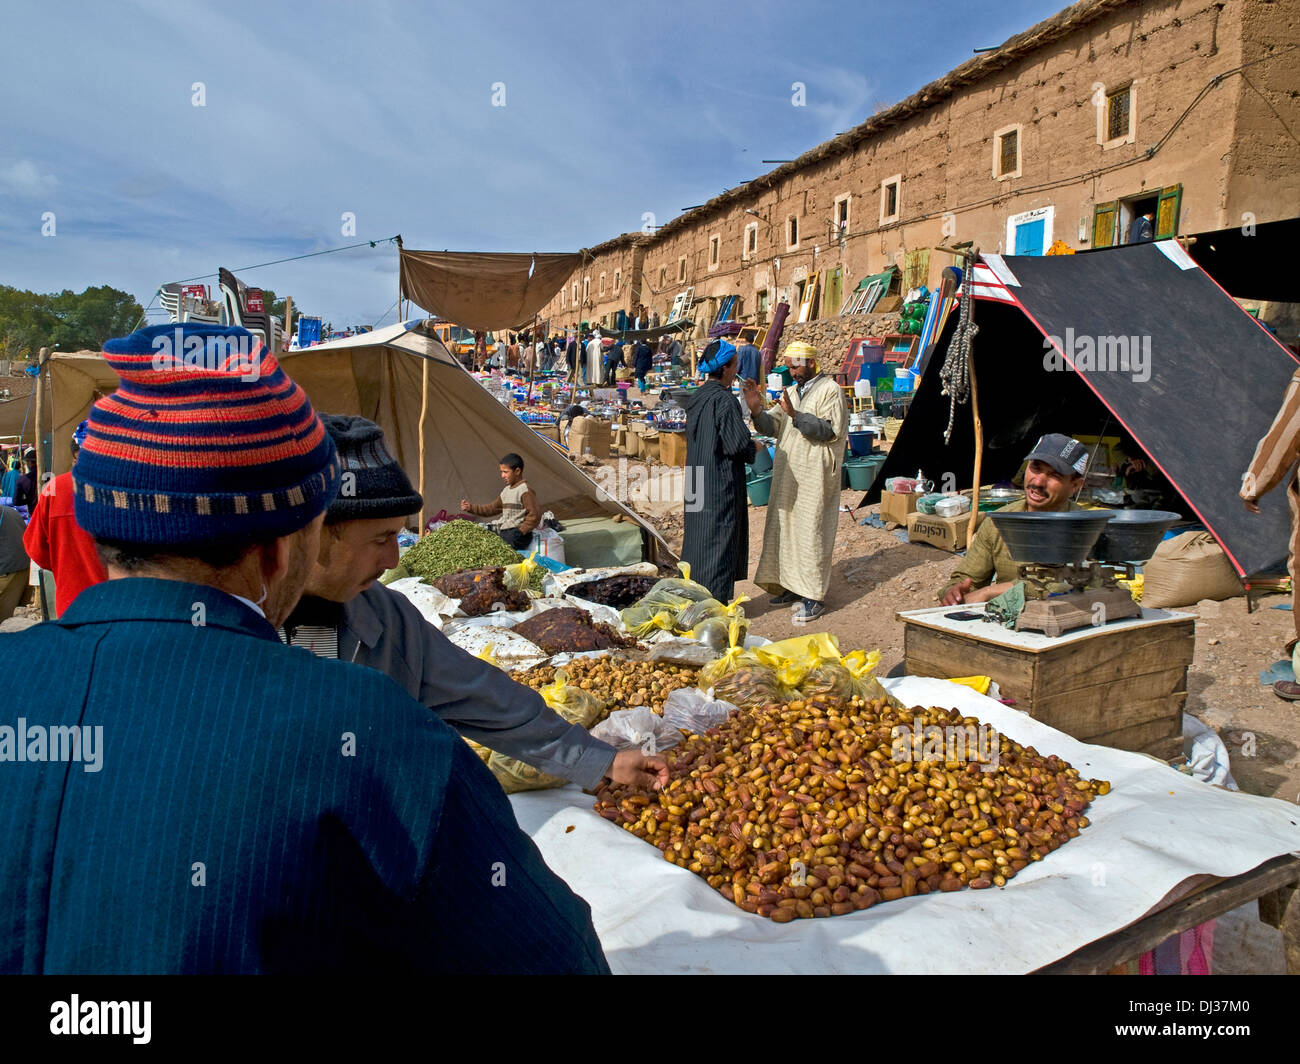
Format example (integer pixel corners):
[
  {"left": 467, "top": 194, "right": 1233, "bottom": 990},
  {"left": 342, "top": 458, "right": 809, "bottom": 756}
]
[{"left": 0, "top": 284, "right": 143, "bottom": 359}]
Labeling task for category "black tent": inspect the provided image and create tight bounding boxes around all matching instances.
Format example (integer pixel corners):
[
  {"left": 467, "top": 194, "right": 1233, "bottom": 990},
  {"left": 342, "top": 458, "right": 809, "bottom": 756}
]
[
  {"left": 863, "top": 240, "right": 1299, "bottom": 577},
  {"left": 1186, "top": 216, "right": 1300, "bottom": 304}
]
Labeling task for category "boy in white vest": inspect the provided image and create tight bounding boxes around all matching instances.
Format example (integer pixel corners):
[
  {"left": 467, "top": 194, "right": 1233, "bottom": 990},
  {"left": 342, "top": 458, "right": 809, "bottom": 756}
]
[{"left": 461, "top": 453, "right": 541, "bottom": 550}]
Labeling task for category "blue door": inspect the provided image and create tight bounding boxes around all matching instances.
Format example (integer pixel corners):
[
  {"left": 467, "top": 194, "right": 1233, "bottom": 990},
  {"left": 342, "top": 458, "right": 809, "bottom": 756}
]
[{"left": 1014, "top": 218, "right": 1045, "bottom": 256}]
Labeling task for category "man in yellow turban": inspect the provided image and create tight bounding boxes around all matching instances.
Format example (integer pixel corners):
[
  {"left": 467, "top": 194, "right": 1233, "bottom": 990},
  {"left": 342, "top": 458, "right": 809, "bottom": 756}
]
[{"left": 741, "top": 341, "right": 848, "bottom": 621}]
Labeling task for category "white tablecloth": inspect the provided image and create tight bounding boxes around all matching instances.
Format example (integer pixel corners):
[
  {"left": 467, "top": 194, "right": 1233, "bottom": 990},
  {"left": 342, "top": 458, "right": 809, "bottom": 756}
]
[{"left": 509, "top": 676, "right": 1300, "bottom": 974}]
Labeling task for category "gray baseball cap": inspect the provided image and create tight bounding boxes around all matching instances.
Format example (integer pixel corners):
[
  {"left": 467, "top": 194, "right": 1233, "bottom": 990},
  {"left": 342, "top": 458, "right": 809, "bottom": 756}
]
[{"left": 1024, "top": 433, "right": 1089, "bottom": 477}]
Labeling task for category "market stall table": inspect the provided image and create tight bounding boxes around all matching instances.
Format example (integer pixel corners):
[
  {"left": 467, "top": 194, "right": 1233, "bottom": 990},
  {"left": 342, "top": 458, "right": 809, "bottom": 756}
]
[
  {"left": 898, "top": 604, "right": 1193, "bottom": 760},
  {"left": 508, "top": 676, "right": 1300, "bottom": 974}
]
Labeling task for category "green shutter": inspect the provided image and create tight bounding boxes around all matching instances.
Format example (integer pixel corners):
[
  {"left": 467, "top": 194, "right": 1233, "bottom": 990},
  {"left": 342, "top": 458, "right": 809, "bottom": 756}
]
[{"left": 1155, "top": 184, "right": 1183, "bottom": 240}]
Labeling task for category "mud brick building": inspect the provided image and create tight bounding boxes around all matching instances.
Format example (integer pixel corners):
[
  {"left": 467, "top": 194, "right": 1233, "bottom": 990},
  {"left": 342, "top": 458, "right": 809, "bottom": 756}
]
[{"left": 540, "top": 0, "right": 1298, "bottom": 340}]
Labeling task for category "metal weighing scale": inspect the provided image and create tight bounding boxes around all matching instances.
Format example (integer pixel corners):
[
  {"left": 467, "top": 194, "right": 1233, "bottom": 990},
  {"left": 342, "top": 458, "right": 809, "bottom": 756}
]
[{"left": 987, "top": 510, "right": 1181, "bottom": 638}]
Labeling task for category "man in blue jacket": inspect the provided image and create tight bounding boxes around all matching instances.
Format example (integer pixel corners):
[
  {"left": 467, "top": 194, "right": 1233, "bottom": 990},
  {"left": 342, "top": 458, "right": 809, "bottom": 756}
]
[
  {"left": 0, "top": 323, "right": 609, "bottom": 975},
  {"left": 286, "top": 413, "right": 668, "bottom": 793}
]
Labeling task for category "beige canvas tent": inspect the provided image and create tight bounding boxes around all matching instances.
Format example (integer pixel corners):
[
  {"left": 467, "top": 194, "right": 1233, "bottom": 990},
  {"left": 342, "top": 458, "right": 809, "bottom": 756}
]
[{"left": 40, "top": 322, "right": 672, "bottom": 566}]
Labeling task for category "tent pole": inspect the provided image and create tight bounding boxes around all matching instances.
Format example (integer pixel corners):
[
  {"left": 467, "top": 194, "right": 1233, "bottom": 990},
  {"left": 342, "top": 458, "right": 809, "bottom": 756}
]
[
  {"left": 526, "top": 313, "right": 538, "bottom": 404},
  {"left": 418, "top": 356, "right": 430, "bottom": 532},
  {"left": 967, "top": 350, "right": 983, "bottom": 545},
  {"left": 963, "top": 248, "right": 982, "bottom": 546},
  {"left": 33, "top": 347, "right": 48, "bottom": 484}
]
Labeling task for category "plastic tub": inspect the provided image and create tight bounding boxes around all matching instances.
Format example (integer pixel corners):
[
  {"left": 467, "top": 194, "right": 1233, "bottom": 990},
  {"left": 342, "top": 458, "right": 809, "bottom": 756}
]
[
  {"left": 746, "top": 473, "right": 773, "bottom": 506},
  {"left": 844, "top": 455, "right": 886, "bottom": 491}
]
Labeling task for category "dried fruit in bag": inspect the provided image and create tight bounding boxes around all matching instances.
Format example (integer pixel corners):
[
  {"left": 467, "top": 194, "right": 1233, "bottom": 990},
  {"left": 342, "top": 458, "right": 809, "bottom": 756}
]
[
  {"left": 799, "top": 656, "right": 856, "bottom": 701},
  {"left": 712, "top": 665, "right": 785, "bottom": 709},
  {"left": 675, "top": 597, "right": 724, "bottom": 631}
]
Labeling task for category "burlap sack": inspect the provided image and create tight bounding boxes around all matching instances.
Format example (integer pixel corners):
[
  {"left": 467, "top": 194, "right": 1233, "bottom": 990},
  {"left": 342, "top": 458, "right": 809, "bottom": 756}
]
[{"left": 1141, "top": 531, "right": 1243, "bottom": 608}]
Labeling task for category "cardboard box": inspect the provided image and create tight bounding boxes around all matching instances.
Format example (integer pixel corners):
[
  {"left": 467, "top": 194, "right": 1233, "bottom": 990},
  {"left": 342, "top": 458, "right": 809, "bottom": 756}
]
[
  {"left": 659, "top": 430, "right": 687, "bottom": 468},
  {"left": 641, "top": 432, "right": 661, "bottom": 463},
  {"left": 880, "top": 489, "right": 921, "bottom": 526},
  {"left": 568, "top": 416, "right": 611, "bottom": 459},
  {"left": 906, "top": 510, "right": 985, "bottom": 552}
]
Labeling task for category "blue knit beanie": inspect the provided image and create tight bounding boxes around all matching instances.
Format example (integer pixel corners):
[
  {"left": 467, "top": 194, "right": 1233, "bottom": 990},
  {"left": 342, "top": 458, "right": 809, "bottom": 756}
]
[{"left": 73, "top": 323, "right": 341, "bottom": 547}]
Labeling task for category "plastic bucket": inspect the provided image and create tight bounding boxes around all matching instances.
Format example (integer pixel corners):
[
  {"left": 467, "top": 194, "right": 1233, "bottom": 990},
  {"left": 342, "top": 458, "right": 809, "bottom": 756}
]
[
  {"left": 746, "top": 473, "right": 773, "bottom": 506},
  {"left": 845, "top": 455, "right": 886, "bottom": 491},
  {"left": 848, "top": 430, "right": 875, "bottom": 456}
]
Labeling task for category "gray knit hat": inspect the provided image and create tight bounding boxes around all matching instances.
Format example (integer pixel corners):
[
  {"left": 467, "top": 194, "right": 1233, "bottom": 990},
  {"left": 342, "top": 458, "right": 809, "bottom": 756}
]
[{"left": 321, "top": 414, "right": 422, "bottom": 521}]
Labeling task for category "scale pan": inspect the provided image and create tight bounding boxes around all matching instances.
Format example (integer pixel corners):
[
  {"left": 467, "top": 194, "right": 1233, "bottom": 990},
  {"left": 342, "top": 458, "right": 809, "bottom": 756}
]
[
  {"left": 986, "top": 510, "right": 1115, "bottom": 566},
  {"left": 1093, "top": 510, "right": 1182, "bottom": 563}
]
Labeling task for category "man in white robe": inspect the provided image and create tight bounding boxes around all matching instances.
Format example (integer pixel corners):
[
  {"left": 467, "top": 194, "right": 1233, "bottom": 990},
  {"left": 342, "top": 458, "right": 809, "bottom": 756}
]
[{"left": 742, "top": 341, "right": 848, "bottom": 621}]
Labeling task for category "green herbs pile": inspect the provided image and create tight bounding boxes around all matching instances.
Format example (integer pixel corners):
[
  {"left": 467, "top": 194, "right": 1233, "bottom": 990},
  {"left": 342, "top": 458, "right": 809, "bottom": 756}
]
[{"left": 404, "top": 519, "right": 546, "bottom": 592}]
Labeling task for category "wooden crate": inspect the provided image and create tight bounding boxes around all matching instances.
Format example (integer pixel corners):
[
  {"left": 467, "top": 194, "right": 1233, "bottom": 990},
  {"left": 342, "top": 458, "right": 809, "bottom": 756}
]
[{"left": 898, "top": 607, "right": 1194, "bottom": 760}]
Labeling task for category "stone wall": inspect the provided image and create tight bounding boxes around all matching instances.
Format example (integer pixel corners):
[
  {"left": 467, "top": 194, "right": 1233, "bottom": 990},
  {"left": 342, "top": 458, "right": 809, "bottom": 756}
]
[
  {"left": 776, "top": 312, "right": 904, "bottom": 376},
  {"left": 536, "top": 0, "right": 1296, "bottom": 342}
]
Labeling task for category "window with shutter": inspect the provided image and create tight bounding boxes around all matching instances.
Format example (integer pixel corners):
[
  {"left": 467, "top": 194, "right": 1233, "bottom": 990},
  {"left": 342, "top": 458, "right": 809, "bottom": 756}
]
[
  {"left": 1092, "top": 202, "right": 1118, "bottom": 248},
  {"left": 1155, "top": 185, "right": 1182, "bottom": 239}
]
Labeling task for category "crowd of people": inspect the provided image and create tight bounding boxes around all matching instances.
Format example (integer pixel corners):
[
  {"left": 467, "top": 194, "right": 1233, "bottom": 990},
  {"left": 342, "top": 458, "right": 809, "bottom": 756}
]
[{"left": 453, "top": 303, "right": 687, "bottom": 390}]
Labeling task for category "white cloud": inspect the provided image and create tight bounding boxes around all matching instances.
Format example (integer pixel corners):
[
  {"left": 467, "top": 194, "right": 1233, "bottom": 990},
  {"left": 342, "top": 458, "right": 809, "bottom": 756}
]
[{"left": 1, "top": 159, "right": 57, "bottom": 195}]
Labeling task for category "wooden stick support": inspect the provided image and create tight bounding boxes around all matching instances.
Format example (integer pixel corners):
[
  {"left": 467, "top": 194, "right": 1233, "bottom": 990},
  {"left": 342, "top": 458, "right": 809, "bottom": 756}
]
[{"left": 417, "top": 356, "right": 430, "bottom": 531}]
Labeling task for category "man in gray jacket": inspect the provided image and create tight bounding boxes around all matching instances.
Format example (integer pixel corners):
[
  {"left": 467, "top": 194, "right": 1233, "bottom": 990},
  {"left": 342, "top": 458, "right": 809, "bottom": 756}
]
[{"left": 284, "top": 414, "right": 668, "bottom": 792}]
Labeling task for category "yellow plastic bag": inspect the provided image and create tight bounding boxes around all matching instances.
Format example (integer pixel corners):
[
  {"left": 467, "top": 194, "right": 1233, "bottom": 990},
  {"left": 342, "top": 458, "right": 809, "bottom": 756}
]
[
  {"left": 625, "top": 609, "right": 678, "bottom": 639},
  {"left": 799, "top": 650, "right": 857, "bottom": 701},
  {"left": 476, "top": 669, "right": 608, "bottom": 793},
  {"left": 842, "top": 648, "right": 885, "bottom": 702},
  {"left": 946, "top": 675, "right": 992, "bottom": 695},
  {"left": 503, "top": 551, "right": 540, "bottom": 594},
  {"left": 538, "top": 669, "right": 607, "bottom": 727},
  {"left": 689, "top": 594, "right": 750, "bottom": 649},
  {"left": 474, "top": 643, "right": 499, "bottom": 668},
  {"left": 756, "top": 632, "right": 841, "bottom": 665},
  {"left": 640, "top": 561, "right": 714, "bottom": 611}
]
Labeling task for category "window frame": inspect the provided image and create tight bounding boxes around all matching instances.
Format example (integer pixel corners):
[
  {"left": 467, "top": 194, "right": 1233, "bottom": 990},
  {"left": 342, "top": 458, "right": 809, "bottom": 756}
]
[
  {"left": 880, "top": 175, "right": 902, "bottom": 225},
  {"left": 708, "top": 234, "right": 721, "bottom": 271},
  {"left": 1098, "top": 82, "right": 1137, "bottom": 149},
  {"left": 833, "top": 193, "right": 851, "bottom": 233},
  {"left": 786, "top": 214, "right": 800, "bottom": 251},
  {"left": 993, "top": 124, "right": 1022, "bottom": 180},
  {"left": 743, "top": 221, "right": 758, "bottom": 260},
  {"left": 677, "top": 255, "right": 687, "bottom": 283},
  {"left": 598, "top": 271, "right": 606, "bottom": 297}
]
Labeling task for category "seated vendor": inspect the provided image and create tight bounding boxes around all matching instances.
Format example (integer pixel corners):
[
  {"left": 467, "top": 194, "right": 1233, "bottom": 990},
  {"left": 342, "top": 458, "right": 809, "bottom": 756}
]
[
  {"left": 939, "top": 433, "right": 1089, "bottom": 606},
  {"left": 461, "top": 452, "right": 541, "bottom": 551}
]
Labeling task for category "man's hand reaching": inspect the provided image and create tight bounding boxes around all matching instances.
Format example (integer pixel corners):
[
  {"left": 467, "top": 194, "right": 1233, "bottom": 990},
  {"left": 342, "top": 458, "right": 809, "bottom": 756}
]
[
  {"left": 941, "top": 578, "right": 973, "bottom": 607},
  {"left": 607, "top": 750, "right": 669, "bottom": 791}
]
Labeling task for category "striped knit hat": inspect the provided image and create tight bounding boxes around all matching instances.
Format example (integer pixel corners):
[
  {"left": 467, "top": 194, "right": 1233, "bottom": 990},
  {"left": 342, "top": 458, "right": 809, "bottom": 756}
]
[{"left": 74, "top": 323, "right": 341, "bottom": 547}]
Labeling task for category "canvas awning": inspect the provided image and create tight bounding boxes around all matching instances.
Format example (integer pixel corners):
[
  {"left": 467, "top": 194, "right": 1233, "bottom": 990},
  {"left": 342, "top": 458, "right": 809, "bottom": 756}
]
[
  {"left": 591, "top": 319, "right": 694, "bottom": 343},
  {"left": 866, "top": 242, "right": 1300, "bottom": 577},
  {"left": 399, "top": 250, "right": 582, "bottom": 332}
]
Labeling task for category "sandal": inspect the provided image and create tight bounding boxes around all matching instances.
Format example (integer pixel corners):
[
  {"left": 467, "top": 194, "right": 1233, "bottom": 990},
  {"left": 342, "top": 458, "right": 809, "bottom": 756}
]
[{"left": 1273, "top": 680, "right": 1300, "bottom": 702}]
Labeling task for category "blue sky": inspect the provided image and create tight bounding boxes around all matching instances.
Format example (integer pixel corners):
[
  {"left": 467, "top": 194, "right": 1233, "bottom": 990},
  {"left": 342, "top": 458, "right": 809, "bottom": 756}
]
[{"left": 1, "top": 0, "right": 1071, "bottom": 329}]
